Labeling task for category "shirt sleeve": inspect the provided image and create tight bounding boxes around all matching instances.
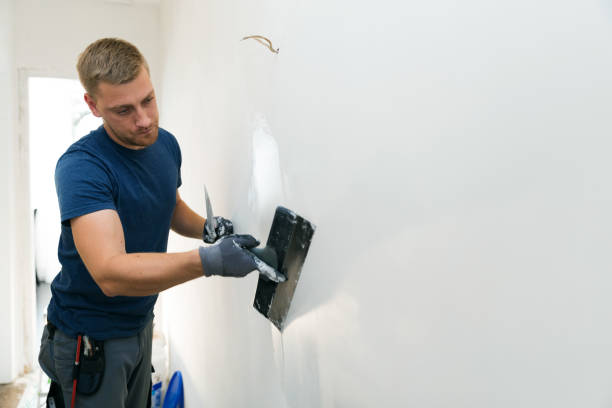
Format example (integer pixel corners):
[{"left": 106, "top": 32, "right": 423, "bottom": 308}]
[
  {"left": 176, "top": 147, "right": 182, "bottom": 189},
  {"left": 55, "top": 150, "right": 117, "bottom": 226},
  {"left": 165, "top": 130, "right": 182, "bottom": 188}
]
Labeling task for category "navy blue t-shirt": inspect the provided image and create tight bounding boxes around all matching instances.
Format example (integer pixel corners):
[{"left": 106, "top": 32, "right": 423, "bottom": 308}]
[{"left": 47, "top": 125, "right": 182, "bottom": 340}]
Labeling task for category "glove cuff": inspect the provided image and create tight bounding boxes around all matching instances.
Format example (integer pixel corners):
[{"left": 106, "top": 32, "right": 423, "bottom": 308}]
[{"left": 198, "top": 245, "right": 223, "bottom": 277}]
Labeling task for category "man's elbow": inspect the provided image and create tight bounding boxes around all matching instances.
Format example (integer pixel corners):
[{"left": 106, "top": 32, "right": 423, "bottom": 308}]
[
  {"left": 88, "top": 264, "right": 120, "bottom": 297},
  {"left": 99, "top": 280, "right": 119, "bottom": 297}
]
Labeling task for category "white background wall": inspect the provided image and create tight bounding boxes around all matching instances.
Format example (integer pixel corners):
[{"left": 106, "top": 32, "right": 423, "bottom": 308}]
[
  {"left": 15, "top": 0, "right": 160, "bottom": 81},
  {"left": 0, "top": 0, "right": 160, "bottom": 383},
  {"left": 158, "top": 0, "right": 612, "bottom": 407},
  {"left": 0, "top": 0, "right": 18, "bottom": 384},
  {"left": 3, "top": 0, "right": 612, "bottom": 405}
]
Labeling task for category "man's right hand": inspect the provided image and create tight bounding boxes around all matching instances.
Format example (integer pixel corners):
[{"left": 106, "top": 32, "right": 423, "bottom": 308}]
[{"left": 198, "top": 234, "right": 286, "bottom": 282}]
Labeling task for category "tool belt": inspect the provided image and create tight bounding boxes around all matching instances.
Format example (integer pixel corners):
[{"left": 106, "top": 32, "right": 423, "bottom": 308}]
[{"left": 44, "top": 322, "right": 106, "bottom": 396}]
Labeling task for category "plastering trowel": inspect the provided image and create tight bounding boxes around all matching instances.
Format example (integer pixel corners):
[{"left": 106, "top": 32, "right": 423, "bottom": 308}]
[
  {"left": 204, "top": 187, "right": 315, "bottom": 330},
  {"left": 253, "top": 206, "right": 316, "bottom": 331}
]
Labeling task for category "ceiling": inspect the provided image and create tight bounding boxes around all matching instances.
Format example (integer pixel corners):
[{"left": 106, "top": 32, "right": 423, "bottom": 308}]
[{"left": 103, "top": 0, "right": 161, "bottom": 5}]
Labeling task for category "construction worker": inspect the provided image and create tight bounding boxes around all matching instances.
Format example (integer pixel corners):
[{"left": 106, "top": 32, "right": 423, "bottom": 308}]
[{"left": 38, "top": 37, "right": 269, "bottom": 407}]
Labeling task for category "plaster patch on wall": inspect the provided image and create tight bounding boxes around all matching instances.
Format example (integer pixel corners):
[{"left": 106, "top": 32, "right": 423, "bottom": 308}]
[
  {"left": 248, "top": 114, "right": 285, "bottom": 233},
  {"left": 271, "top": 323, "right": 285, "bottom": 380}
]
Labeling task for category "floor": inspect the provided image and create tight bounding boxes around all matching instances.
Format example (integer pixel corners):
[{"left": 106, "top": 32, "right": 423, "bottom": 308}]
[
  {"left": 0, "top": 383, "right": 26, "bottom": 408},
  {"left": 0, "top": 282, "right": 52, "bottom": 408}
]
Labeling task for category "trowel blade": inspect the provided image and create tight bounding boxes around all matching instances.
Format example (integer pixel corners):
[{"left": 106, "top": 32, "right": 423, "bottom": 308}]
[
  {"left": 204, "top": 185, "right": 218, "bottom": 239},
  {"left": 253, "top": 206, "right": 315, "bottom": 331}
]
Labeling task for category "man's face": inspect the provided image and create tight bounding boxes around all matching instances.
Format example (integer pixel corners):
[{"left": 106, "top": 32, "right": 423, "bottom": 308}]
[{"left": 84, "top": 66, "right": 159, "bottom": 150}]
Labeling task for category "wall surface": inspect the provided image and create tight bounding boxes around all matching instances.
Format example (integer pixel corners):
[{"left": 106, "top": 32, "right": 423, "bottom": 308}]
[
  {"left": 167, "top": 0, "right": 611, "bottom": 406},
  {"left": 15, "top": 0, "right": 160, "bottom": 80},
  {"left": 0, "top": 0, "right": 18, "bottom": 384},
  {"left": 0, "top": 0, "right": 161, "bottom": 382}
]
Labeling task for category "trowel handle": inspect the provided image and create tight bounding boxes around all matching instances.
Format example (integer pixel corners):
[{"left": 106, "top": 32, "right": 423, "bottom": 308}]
[
  {"left": 248, "top": 247, "right": 277, "bottom": 269},
  {"left": 248, "top": 246, "right": 285, "bottom": 282}
]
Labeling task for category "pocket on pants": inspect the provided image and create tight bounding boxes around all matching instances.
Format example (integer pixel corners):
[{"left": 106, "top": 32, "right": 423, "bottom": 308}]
[
  {"left": 38, "top": 325, "right": 76, "bottom": 392},
  {"left": 51, "top": 331, "right": 78, "bottom": 392},
  {"left": 54, "top": 358, "right": 77, "bottom": 392},
  {"left": 38, "top": 325, "right": 59, "bottom": 384}
]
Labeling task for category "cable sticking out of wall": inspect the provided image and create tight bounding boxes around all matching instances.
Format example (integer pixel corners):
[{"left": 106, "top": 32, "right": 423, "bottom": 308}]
[{"left": 242, "top": 35, "right": 279, "bottom": 54}]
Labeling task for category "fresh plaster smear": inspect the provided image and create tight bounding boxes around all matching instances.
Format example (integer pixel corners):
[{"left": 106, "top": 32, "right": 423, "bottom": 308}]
[
  {"left": 248, "top": 114, "right": 285, "bottom": 234},
  {"left": 247, "top": 114, "right": 289, "bottom": 389}
]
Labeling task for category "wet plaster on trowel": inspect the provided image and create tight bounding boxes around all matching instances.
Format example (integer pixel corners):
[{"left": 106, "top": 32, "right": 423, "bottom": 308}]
[{"left": 246, "top": 113, "right": 288, "bottom": 375}]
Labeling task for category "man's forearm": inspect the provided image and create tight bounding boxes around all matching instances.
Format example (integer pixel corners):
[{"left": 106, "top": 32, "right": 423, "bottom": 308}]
[
  {"left": 171, "top": 197, "right": 206, "bottom": 239},
  {"left": 99, "top": 249, "right": 203, "bottom": 297}
]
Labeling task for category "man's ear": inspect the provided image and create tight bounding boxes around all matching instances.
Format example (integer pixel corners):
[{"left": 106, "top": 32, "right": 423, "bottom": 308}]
[{"left": 84, "top": 93, "right": 102, "bottom": 117}]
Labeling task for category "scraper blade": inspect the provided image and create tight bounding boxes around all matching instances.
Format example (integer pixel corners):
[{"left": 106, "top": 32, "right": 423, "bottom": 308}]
[{"left": 253, "top": 206, "right": 315, "bottom": 331}]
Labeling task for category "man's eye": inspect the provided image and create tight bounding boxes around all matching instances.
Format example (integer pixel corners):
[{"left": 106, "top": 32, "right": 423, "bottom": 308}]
[
  {"left": 144, "top": 97, "right": 154, "bottom": 105},
  {"left": 117, "top": 109, "right": 130, "bottom": 115}
]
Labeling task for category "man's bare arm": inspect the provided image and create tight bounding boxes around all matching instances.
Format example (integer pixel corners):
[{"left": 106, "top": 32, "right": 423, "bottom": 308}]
[
  {"left": 72, "top": 209, "right": 204, "bottom": 297},
  {"left": 170, "top": 190, "right": 206, "bottom": 239}
]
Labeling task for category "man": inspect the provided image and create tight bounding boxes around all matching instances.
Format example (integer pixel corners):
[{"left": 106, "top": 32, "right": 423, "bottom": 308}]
[{"left": 38, "top": 38, "right": 270, "bottom": 407}]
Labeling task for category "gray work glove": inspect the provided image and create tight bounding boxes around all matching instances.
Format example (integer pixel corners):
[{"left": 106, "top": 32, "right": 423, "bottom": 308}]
[
  {"left": 202, "top": 216, "right": 234, "bottom": 244},
  {"left": 198, "top": 234, "right": 286, "bottom": 282}
]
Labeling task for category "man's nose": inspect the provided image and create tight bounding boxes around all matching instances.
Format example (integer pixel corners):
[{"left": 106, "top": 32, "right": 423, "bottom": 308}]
[{"left": 135, "top": 106, "right": 152, "bottom": 128}]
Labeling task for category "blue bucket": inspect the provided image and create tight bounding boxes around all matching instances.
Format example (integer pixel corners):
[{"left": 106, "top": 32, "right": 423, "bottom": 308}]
[{"left": 162, "top": 371, "right": 184, "bottom": 408}]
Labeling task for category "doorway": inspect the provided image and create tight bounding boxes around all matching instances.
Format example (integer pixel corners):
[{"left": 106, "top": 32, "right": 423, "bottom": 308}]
[{"left": 28, "top": 76, "right": 102, "bottom": 336}]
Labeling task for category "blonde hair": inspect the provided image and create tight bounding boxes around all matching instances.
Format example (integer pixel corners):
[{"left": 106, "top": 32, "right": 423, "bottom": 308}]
[{"left": 76, "top": 38, "right": 149, "bottom": 97}]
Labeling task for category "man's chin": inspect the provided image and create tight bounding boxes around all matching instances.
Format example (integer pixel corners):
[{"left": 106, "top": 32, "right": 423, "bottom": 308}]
[{"left": 136, "top": 127, "right": 159, "bottom": 147}]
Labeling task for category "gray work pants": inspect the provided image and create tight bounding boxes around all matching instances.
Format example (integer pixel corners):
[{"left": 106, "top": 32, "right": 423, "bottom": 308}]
[{"left": 38, "top": 320, "right": 153, "bottom": 408}]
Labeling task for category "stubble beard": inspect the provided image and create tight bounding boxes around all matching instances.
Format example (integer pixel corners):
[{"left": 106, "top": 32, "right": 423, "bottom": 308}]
[{"left": 104, "top": 121, "right": 159, "bottom": 149}]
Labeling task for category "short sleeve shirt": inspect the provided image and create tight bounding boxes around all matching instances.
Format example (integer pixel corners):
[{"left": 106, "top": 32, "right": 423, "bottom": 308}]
[{"left": 47, "top": 125, "right": 182, "bottom": 340}]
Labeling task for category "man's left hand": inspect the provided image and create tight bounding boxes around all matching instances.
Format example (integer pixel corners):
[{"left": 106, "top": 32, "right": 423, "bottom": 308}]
[{"left": 203, "top": 216, "right": 234, "bottom": 243}]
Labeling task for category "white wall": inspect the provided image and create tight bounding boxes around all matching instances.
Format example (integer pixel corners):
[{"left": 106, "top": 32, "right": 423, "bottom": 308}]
[
  {"left": 0, "top": 0, "right": 18, "bottom": 384},
  {"left": 158, "top": 0, "right": 612, "bottom": 406},
  {"left": 0, "top": 0, "right": 161, "bottom": 383},
  {"left": 16, "top": 0, "right": 160, "bottom": 81}
]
